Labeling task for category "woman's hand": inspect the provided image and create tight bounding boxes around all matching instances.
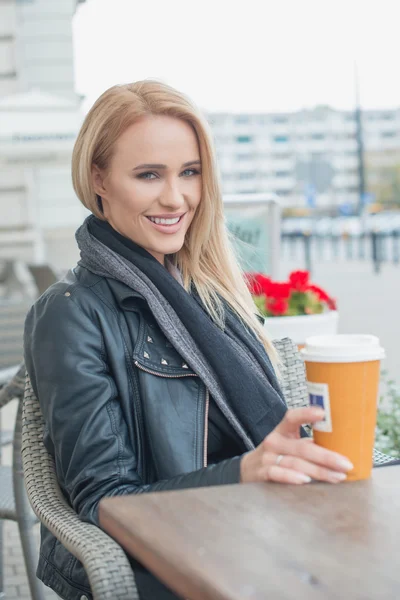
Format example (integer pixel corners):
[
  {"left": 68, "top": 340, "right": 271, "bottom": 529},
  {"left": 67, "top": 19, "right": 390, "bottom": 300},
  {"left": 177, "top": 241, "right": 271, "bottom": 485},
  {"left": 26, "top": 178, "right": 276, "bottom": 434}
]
[{"left": 240, "top": 407, "right": 354, "bottom": 484}]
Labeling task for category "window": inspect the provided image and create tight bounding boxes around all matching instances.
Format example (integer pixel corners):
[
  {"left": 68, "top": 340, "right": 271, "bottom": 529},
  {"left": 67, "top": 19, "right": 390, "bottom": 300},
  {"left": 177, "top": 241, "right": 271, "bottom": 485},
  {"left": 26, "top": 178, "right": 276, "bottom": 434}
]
[
  {"left": 311, "top": 133, "right": 325, "bottom": 140},
  {"left": 236, "top": 153, "right": 254, "bottom": 161},
  {"left": 236, "top": 135, "right": 252, "bottom": 143},
  {"left": 273, "top": 136, "right": 289, "bottom": 143},
  {"left": 272, "top": 116, "right": 288, "bottom": 124},
  {"left": 273, "top": 189, "right": 292, "bottom": 196},
  {"left": 275, "top": 171, "right": 292, "bottom": 178},
  {"left": 271, "top": 153, "right": 292, "bottom": 160},
  {"left": 238, "top": 172, "right": 256, "bottom": 180},
  {"left": 0, "top": 71, "right": 17, "bottom": 80},
  {"left": 382, "top": 131, "right": 396, "bottom": 138},
  {"left": 382, "top": 113, "right": 395, "bottom": 121}
]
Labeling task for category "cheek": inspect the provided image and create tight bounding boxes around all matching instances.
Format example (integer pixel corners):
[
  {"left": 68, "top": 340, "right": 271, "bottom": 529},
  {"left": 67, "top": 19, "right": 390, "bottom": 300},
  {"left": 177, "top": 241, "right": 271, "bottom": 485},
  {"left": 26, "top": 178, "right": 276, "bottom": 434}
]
[
  {"left": 190, "top": 179, "right": 202, "bottom": 207},
  {"left": 110, "top": 178, "right": 154, "bottom": 211}
]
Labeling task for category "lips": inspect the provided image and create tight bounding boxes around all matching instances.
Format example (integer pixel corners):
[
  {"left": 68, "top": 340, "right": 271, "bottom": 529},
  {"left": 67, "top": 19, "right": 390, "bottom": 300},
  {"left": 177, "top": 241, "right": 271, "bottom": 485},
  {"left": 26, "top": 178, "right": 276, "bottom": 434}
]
[{"left": 145, "top": 213, "right": 186, "bottom": 234}]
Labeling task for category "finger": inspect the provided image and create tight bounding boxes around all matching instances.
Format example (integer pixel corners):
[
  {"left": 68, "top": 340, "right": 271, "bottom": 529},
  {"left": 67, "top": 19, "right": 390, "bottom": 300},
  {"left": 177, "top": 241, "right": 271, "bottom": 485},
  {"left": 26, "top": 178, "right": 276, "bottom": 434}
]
[
  {"left": 263, "top": 464, "right": 312, "bottom": 485},
  {"left": 278, "top": 455, "right": 347, "bottom": 483},
  {"left": 276, "top": 407, "right": 325, "bottom": 435},
  {"left": 273, "top": 437, "right": 354, "bottom": 473}
]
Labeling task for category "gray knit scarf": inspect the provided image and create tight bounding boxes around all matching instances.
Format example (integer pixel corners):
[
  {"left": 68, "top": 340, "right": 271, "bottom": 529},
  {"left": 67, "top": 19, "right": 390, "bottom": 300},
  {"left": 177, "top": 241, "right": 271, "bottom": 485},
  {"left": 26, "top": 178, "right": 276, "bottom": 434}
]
[{"left": 76, "top": 216, "right": 288, "bottom": 449}]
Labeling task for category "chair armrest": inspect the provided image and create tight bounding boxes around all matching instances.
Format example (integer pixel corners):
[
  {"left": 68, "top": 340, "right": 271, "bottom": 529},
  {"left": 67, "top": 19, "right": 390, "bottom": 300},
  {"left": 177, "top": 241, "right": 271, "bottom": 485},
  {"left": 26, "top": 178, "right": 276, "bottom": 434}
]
[
  {"left": 0, "top": 364, "right": 21, "bottom": 385},
  {"left": 0, "top": 364, "right": 24, "bottom": 408},
  {"left": 32, "top": 491, "right": 138, "bottom": 600},
  {"left": 22, "top": 378, "right": 139, "bottom": 600}
]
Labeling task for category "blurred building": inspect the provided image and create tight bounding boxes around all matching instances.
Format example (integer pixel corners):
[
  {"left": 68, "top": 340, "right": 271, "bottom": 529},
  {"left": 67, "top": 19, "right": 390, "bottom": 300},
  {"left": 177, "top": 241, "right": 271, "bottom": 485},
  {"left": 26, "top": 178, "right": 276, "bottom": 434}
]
[
  {"left": 0, "top": 0, "right": 86, "bottom": 98},
  {"left": 0, "top": 0, "right": 86, "bottom": 270},
  {"left": 209, "top": 106, "right": 400, "bottom": 211}
]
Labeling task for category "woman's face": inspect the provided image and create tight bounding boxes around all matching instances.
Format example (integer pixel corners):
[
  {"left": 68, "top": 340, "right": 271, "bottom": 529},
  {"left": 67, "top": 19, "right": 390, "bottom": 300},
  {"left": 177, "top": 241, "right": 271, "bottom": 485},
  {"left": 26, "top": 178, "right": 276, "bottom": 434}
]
[{"left": 92, "top": 115, "right": 202, "bottom": 264}]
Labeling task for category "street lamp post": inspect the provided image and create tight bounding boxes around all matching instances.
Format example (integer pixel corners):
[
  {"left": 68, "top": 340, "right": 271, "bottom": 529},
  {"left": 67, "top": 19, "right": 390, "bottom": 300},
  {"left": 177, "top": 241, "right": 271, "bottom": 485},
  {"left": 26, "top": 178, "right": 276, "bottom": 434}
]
[{"left": 355, "top": 63, "right": 367, "bottom": 217}]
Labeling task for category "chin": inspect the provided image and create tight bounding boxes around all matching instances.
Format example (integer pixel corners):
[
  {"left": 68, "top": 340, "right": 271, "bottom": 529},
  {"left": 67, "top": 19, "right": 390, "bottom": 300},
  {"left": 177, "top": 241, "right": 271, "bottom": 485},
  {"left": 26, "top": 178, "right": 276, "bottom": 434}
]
[
  {"left": 161, "top": 244, "right": 185, "bottom": 256},
  {"left": 158, "top": 238, "right": 186, "bottom": 255}
]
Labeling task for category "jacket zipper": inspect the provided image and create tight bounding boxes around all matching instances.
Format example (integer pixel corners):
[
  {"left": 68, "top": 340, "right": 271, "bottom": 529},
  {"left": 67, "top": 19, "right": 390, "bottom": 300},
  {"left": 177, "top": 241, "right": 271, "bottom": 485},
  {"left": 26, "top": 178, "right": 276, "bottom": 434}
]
[
  {"left": 134, "top": 360, "right": 209, "bottom": 468},
  {"left": 203, "top": 389, "right": 209, "bottom": 467},
  {"left": 134, "top": 360, "right": 196, "bottom": 379}
]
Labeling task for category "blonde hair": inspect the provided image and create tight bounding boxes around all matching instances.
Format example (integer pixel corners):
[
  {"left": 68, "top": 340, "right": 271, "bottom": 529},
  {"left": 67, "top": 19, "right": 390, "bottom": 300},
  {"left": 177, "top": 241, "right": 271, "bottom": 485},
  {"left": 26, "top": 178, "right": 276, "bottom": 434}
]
[{"left": 72, "top": 80, "right": 281, "bottom": 372}]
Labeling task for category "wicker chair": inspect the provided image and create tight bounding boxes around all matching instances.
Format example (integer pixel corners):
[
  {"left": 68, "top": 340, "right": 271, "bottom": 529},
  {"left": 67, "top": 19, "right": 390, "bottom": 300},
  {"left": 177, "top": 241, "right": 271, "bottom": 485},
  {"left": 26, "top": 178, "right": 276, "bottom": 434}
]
[
  {"left": 22, "top": 377, "right": 139, "bottom": 600},
  {"left": 0, "top": 364, "right": 46, "bottom": 600},
  {"left": 19, "top": 338, "right": 396, "bottom": 600}
]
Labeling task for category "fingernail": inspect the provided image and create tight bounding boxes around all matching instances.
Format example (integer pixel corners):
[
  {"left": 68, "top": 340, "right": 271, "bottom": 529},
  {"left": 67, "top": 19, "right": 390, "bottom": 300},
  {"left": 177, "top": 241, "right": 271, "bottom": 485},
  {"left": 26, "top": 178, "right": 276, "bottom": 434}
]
[
  {"left": 329, "top": 472, "right": 347, "bottom": 482},
  {"left": 336, "top": 458, "right": 354, "bottom": 471},
  {"left": 295, "top": 474, "right": 312, "bottom": 484},
  {"left": 312, "top": 408, "right": 325, "bottom": 418}
]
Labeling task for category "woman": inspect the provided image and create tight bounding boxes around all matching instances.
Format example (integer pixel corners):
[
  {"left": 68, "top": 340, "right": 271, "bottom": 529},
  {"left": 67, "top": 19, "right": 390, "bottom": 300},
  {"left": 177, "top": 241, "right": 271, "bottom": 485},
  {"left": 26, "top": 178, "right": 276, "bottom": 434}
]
[{"left": 24, "top": 80, "right": 352, "bottom": 600}]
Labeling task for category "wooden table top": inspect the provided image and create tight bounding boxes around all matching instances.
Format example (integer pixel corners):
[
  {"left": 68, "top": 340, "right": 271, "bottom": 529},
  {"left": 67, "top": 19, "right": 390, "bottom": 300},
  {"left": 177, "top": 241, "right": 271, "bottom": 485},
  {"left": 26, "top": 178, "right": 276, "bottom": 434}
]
[{"left": 99, "top": 466, "right": 400, "bottom": 600}]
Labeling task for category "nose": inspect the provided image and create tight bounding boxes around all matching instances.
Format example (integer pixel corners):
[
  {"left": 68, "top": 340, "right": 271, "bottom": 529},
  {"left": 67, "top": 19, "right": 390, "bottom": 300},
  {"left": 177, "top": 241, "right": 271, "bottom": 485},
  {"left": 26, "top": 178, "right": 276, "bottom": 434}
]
[{"left": 159, "top": 178, "right": 186, "bottom": 210}]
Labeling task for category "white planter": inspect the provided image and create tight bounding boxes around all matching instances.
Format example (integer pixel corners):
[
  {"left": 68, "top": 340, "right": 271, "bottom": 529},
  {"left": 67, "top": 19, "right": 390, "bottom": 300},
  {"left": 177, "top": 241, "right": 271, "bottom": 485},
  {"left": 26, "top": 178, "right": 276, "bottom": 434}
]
[{"left": 264, "top": 311, "right": 339, "bottom": 346}]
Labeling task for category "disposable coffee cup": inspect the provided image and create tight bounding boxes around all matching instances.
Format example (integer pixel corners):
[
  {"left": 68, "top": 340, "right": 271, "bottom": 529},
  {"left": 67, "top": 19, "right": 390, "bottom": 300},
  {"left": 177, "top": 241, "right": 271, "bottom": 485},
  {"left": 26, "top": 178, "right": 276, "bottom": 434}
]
[{"left": 301, "top": 334, "right": 385, "bottom": 481}]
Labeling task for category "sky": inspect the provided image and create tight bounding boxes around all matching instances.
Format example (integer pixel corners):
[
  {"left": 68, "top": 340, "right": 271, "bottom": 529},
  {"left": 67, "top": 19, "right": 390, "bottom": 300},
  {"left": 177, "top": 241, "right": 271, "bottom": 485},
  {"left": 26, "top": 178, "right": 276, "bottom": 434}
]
[{"left": 73, "top": 0, "right": 400, "bottom": 114}]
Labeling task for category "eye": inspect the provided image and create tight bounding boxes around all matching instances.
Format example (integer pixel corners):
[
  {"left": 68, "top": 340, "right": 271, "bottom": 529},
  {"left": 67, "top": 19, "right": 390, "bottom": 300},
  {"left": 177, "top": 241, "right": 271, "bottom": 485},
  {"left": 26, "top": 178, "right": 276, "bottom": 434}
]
[
  {"left": 137, "top": 172, "right": 158, "bottom": 180},
  {"left": 181, "top": 168, "right": 200, "bottom": 177}
]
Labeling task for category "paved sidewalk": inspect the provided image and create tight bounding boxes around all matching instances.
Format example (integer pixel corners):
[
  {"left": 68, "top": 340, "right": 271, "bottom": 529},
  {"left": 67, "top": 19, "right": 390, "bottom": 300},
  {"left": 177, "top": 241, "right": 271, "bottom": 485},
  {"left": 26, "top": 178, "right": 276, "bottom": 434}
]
[{"left": 3, "top": 521, "right": 57, "bottom": 599}]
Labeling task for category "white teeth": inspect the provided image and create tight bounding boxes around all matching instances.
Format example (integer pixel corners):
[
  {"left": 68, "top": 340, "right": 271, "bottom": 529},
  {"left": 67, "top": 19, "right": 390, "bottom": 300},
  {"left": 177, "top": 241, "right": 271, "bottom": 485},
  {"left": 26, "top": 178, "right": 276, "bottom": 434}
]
[{"left": 148, "top": 216, "right": 180, "bottom": 225}]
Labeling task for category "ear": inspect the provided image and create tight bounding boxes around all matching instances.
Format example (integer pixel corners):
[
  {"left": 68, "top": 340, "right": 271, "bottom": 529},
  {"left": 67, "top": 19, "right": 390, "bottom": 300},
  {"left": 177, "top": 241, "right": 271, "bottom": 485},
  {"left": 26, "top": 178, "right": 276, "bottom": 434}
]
[{"left": 91, "top": 165, "right": 108, "bottom": 197}]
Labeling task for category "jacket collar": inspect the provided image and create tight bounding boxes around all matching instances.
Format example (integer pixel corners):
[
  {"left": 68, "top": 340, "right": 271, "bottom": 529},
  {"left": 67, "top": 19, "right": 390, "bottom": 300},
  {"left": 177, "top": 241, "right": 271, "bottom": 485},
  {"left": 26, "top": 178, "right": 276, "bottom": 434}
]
[
  {"left": 105, "top": 277, "right": 145, "bottom": 307},
  {"left": 77, "top": 259, "right": 183, "bottom": 309},
  {"left": 75, "top": 265, "right": 145, "bottom": 306}
]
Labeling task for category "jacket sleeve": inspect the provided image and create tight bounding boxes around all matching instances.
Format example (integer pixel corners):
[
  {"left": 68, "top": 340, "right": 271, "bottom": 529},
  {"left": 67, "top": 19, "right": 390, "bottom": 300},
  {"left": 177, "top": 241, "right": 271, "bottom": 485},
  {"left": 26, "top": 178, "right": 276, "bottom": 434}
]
[{"left": 24, "top": 291, "right": 242, "bottom": 527}]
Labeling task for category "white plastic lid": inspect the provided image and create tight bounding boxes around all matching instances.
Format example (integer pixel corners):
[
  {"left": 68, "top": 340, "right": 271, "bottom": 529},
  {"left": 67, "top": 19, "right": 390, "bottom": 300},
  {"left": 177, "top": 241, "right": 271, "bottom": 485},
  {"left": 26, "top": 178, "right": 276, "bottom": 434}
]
[{"left": 300, "top": 334, "right": 385, "bottom": 363}]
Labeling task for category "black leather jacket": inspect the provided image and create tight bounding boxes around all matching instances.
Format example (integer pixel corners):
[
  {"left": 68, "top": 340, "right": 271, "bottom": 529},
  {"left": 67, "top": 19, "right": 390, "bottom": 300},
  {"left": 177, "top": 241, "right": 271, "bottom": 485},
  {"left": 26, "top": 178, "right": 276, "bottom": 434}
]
[{"left": 24, "top": 265, "right": 243, "bottom": 600}]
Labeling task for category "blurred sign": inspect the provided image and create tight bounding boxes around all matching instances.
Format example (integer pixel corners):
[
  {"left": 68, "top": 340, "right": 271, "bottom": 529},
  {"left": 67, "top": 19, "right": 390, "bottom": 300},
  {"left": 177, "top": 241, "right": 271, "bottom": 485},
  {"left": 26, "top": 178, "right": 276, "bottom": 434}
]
[
  {"left": 362, "top": 192, "right": 375, "bottom": 205},
  {"left": 224, "top": 205, "right": 271, "bottom": 274},
  {"left": 305, "top": 184, "right": 317, "bottom": 209},
  {"left": 338, "top": 202, "right": 353, "bottom": 216}
]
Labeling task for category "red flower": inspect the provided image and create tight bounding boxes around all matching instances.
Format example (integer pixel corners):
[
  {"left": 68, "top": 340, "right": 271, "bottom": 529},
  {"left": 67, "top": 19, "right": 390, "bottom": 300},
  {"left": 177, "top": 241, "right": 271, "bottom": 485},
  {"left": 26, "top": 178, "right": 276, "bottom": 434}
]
[
  {"left": 266, "top": 297, "right": 289, "bottom": 316},
  {"left": 308, "top": 285, "right": 337, "bottom": 310},
  {"left": 269, "top": 282, "right": 292, "bottom": 300},
  {"left": 308, "top": 284, "right": 330, "bottom": 302},
  {"left": 289, "top": 270, "right": 310, "bottom": 292},
  {"left": 245, "top": 273, "right": 272, "bottom": 296},
  {"left": 327, "top": 297, "right": 337, "bottom": 311},
  {"left": 245, "top": 271, "right": 337, "bottom": 317}
]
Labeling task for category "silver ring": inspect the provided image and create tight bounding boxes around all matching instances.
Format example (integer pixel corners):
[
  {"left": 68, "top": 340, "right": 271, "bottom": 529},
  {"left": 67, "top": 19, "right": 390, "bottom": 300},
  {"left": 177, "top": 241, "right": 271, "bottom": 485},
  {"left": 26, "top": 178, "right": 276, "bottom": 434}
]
[{"left": 275, "top": 454, "right": 284, "bottom": 466}]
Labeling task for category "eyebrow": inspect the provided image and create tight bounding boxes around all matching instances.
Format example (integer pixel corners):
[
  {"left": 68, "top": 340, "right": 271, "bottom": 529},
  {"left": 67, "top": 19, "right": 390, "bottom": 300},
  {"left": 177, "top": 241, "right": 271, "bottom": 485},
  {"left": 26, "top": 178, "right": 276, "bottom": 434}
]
[{"left": 132, "top": 160, "right": 201, "bottom": 171}]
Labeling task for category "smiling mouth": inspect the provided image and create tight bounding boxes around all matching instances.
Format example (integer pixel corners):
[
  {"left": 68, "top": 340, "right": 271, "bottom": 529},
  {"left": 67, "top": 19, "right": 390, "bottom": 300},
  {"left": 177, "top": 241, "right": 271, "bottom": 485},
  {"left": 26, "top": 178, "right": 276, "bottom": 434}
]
[{"left": 146, "top": 215, "right": 184, "bottom": 226}]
